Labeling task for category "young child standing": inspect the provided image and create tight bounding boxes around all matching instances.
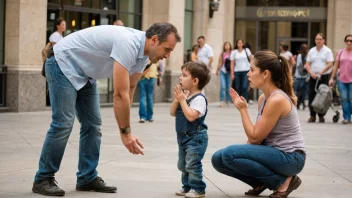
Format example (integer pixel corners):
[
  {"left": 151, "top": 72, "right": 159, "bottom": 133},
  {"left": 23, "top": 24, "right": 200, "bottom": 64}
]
[{"left": 170, "top": 61, "right": 211, "bottom": 198}]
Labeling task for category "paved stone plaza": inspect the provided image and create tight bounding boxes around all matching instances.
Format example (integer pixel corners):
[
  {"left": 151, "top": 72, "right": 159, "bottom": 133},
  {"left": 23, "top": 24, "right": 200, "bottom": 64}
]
[{"left": 0, "top": 103, "right": 351, "bottom": 198}]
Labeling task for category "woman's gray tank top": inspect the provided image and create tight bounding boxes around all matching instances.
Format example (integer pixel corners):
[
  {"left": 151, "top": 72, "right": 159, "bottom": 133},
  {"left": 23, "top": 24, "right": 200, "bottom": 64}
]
[{"left": 257, "top": 90, "right": 305, "bottom": 153}]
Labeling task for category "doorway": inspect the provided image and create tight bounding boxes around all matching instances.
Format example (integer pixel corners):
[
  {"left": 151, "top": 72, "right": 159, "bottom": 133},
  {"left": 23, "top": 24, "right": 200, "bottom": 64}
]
[{"left": 277, "top": 38, "right": 308, "bottom": 56}]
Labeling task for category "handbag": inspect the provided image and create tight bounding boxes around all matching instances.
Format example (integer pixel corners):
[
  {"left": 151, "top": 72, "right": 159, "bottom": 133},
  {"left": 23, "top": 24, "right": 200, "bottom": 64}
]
[
  {"left": 244, "top": 48, "right": 250, "bottom": 63},
  {"left": 298, "top": 54, "right": 308, "bottom": 76},
  {"left": 224, "top": 54, "right": 231, "bottom": 72},
  {"left": 41, "top": 42, "right": 54, "bottom": 77}
]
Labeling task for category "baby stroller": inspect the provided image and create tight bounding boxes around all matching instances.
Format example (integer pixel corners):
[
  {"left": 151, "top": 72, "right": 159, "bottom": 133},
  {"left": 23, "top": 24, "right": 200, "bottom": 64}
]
[{"left": 311, "top": 78, "right": 340, "bottom": 123}]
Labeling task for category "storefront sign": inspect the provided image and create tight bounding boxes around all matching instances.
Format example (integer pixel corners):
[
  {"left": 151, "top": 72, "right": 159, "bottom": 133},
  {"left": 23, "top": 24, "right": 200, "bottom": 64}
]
[
  {"left": 256, "top": 7, "right": 310, "bottom": 18},
  {"left": 236, "top": 7, "right": 327, "bottom": 21}
]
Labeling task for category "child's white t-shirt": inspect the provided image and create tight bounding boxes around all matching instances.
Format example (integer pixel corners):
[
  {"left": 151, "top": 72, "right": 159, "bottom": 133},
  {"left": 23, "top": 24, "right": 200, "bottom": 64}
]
[{"left": 189, "top": 95, "right": 207, "bottom": 118}]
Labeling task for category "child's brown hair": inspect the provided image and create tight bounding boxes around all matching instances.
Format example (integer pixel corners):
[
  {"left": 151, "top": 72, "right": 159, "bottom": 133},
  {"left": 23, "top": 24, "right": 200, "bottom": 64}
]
[{"left": 181, "top": 61, "right": 211, "bottom": 90}]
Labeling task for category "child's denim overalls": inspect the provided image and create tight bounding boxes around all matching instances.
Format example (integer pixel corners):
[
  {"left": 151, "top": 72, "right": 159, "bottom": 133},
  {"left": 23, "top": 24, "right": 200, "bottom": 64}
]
[{"left": 175, "top": 93, "right": 209, "bottom": 194}]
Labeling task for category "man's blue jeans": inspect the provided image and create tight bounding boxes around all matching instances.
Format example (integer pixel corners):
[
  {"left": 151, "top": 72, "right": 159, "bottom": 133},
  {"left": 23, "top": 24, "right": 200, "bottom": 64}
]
[
  {"left": 337, "top": 80, "right": 352, "bottom": 121},
  {"left": 294, "top": 78, "right": 308, "bottom": 108},
  {"left": 235, "top": 71, "right": 249, "bottom": 101},
  {"left": 211, "top": 144, "right": 305, "bottom": 190},
  {"left": 34, "top": 57, "right": 102, "bottom": 186},
  {"left": 220, "top": 71, "right": 231, "bottom": 102},
  {"left": 138, "top": 78, "right": 156, "bottom": 120}
]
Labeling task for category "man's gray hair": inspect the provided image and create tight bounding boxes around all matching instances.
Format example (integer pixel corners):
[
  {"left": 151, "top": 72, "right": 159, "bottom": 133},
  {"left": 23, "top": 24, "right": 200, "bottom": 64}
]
[{"left": 146, "top": 22, "right": 181, "bottom": 43}]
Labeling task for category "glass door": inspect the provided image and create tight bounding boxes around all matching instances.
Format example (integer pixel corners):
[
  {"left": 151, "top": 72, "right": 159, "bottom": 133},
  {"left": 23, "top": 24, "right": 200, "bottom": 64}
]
[
  {"left": 276, "top": 21, "right": 309, "bottom": 55},
  {"left": 277, "top": 38, "right": 308, "bottom": 56},
  {"left": 258, "top": 21, "right": 276, "bottom": 51}
]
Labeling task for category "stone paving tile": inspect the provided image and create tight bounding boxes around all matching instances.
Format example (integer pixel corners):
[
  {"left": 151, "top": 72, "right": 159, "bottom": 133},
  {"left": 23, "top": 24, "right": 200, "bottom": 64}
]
[{"left": 0, "top": 103, "right": 351, "bottom": 198}]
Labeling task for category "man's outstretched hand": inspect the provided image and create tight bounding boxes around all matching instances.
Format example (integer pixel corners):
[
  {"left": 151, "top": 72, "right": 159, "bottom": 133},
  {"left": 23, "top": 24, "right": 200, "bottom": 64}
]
[{"left": 121, "top": 133, "right": 144, "bottom": 155}]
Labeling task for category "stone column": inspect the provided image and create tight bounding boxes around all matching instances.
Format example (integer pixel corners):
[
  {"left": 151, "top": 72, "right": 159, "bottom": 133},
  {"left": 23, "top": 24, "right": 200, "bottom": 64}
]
[
  {"left": 223, "top": 0, "right": 235, "bottom": 44},
  {"left": 5, "top": 0, "right": 47, "bottom": 112},
  {"left": 141, "top": 0, "right": 185, "bottom": 102},
  {"left": 193, "top": 0, "right": 208, "bottom": 42},
  {"left": 164, "top": 0, "right": 185, "bottom": 101},
  {"left": 327, "top": 0, "right": 352, "bottom": 55},
  {"left": 191, "top": 0, "right": 235, "bottom": 102},
  {"left": 142, "top": 0, "right": 234, "bottom": 102}
]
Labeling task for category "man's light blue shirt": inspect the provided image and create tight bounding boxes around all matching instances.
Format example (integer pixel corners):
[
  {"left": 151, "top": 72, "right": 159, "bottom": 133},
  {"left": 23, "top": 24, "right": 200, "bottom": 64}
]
[{"left": 53, "top": 25, "right": 149, "bottom": 90}]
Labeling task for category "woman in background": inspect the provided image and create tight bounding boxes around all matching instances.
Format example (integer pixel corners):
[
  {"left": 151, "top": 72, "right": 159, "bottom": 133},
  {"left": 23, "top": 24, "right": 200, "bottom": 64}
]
[
  {"left": 49, "top": 18, "right": 66, "bottom": 46},
  {"left": 293, "top": 44, "right": 309, "bottom": 110},
  {"left": 191, "top": 44, "right": 199, "bottom": 62},
  {"left": 216, "top": 41, "right": 233, "bottom": 107},
  {"left": 230, "top": 39, "right": 252, "bottom": 101},
  {"left": 329, "top": 34, "right": 352, "bottom": 124}
]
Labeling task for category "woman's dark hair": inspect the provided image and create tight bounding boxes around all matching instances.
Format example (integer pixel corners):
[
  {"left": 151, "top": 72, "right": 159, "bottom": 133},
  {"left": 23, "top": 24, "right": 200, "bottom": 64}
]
[
  {"left": 234, "top": 39, "right": 245, "bottom": 50},
  {"left": 245, "top": 42, "right": 251, "bottom": 50},
  {"left": 222, "top": 41, "right": 232, "bottom": 53},
  {"left": 316, "top": 33, "right": 325, "bottom": 40},
  {"left": 344, "top": 34, "right": 352, "bottom": 42},
  {"left": 282, "top": 44, "right": 289, "bottom": 51},
  {"left": 54, "top": 18, "right": 65, "bottom": 32},
  {"left": 300, "top": 44, "right": 309, "bottom": 57},
  {"left": 253, "top": 50, "right": 297, "bottom": 105}
]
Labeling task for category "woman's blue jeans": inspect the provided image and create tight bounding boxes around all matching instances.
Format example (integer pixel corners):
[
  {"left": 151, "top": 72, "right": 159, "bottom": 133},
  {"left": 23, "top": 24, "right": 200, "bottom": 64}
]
[
  {"left": 211, "top": 144, "right": 305, "bottom": 190},
  {"left": 337, "top": 80, "right": 352, "bottom": 121},
  {"left": 235, "top": 71, "right": 249, "bottom": 101},
  {"left": 220, "top": 71, "right": 231, "bottom": 102},
  {"left": 34, "top": 57, "right": 102, "bottom": 186}
]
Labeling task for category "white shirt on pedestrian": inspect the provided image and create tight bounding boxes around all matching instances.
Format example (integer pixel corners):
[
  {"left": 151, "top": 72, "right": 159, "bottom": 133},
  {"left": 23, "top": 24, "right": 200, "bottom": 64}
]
[
  {"left": 280, "top": 51, "right": 293, "bottom": 61},
  {"left": 294, "top": 54, "right": 309, "bottom": 78},
  {"left": 306, "top": 45, "right": 334, "bottom": 74},
  {"left": 230, "top": 48, "right": 251, "bottom": 72},
  {"left": 53, "top": 25, "right": 149, "bottom": 90},
  {"left": 49, "top": 31, "right": 63, "bottom": 43},
  {"left": 197, "top": 44, "right": 213, "bottom": 65}
]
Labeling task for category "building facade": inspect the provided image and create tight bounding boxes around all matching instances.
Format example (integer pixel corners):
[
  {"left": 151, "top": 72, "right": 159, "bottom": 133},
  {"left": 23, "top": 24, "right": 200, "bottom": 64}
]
[{"left": 1, "top": 0, "right": 352, "bottom": 112}]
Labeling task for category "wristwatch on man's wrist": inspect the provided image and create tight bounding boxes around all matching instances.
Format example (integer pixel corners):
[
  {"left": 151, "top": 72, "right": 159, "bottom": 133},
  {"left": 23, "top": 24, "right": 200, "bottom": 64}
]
[{"left": 120, "top": 126, "right": 131, "bottom": 134}]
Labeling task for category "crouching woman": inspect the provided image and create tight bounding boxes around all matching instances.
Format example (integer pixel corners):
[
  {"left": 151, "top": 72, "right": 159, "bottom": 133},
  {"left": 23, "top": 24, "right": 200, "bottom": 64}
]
[{"left": 211, "top": 50, "right": 306, "bottom": 198}]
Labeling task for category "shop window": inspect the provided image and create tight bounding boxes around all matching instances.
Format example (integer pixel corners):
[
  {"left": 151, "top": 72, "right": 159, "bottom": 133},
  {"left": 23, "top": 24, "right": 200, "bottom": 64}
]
[
  {"left": 119, "top": 13, "right": 141, "bottom": 29},
  {"left": 118, "top": 0, "right": 142, "bottom": 29},
  {"left": 235, "top": 21, "right": 257, "bottom": 52},
  {"left": 259, "top": 22, "right": 276, "bottom": 51},
  {"left": 119, "top": 0, "right": 142, "bottom": 13},
  {"left": 46, "top": 0, "right": 142, "bottom": 104}
]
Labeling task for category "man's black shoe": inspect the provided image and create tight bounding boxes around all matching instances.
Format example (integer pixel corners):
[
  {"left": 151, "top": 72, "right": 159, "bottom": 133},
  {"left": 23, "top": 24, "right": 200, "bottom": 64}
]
[
  {"left": 32, "top": 177, "right": 65, "bottom": 196},
  {"left": 76, "top": 177, "right": 117, "bottom": 193}
]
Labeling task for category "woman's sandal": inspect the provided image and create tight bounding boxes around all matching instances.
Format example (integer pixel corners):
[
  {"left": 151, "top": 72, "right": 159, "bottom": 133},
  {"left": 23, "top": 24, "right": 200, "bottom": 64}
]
[
  {"left": 244, "top": 186, "right": 267, "bottom": 196},
  {"left": 269, "top": 176, "right": 302, "bottom": 198}
]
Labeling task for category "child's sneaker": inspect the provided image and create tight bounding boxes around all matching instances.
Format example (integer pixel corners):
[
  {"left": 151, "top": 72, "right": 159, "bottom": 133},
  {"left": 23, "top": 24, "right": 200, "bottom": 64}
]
[
  {"left": 185, "top": 189, "right": 205, "bottom": 198},
  {"left": 175, "top": 188, "right": 190, "bottom": 196}
]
